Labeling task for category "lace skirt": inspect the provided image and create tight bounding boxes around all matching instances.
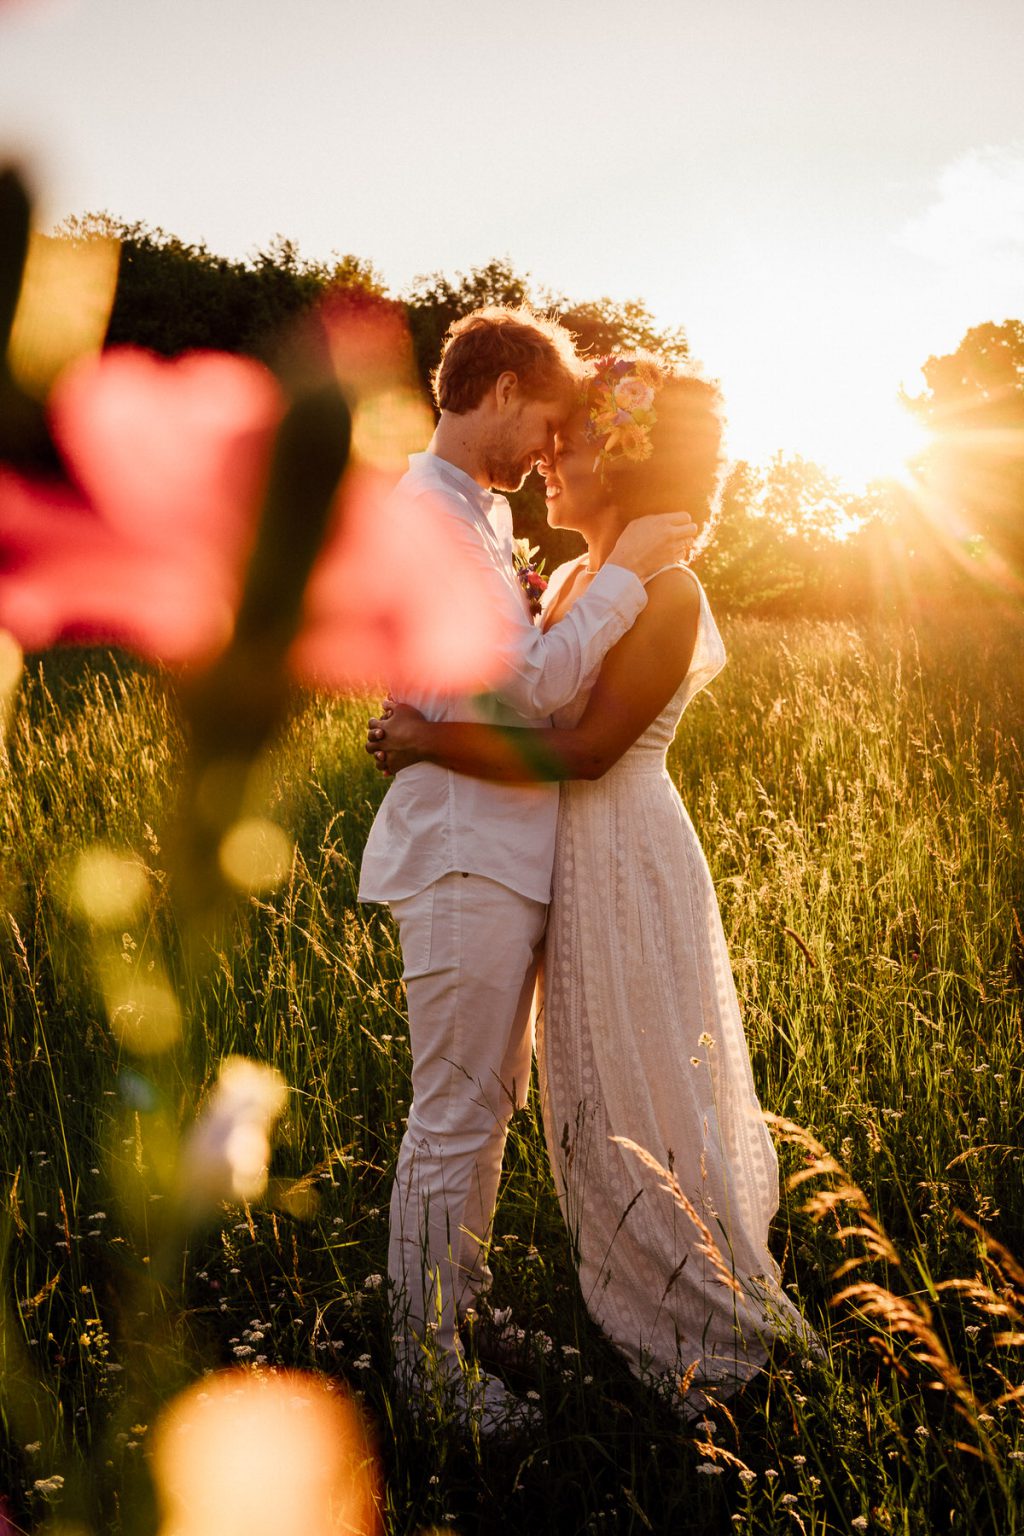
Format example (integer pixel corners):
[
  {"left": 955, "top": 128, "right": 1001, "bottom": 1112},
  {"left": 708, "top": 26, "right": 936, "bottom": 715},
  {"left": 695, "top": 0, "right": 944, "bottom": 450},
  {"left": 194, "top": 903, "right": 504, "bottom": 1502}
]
[{"left": 538, "top": 761, "right": 804, "bottom": 1390}]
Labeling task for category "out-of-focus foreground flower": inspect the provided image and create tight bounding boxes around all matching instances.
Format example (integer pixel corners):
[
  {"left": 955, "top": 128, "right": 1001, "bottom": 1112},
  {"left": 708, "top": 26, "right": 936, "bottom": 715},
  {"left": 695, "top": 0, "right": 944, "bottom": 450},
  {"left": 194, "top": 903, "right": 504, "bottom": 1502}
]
[
  {"left": 0, "top": 342, "right": 507, "bottom": 692},
  {"left": 152, "top": 1369, "right": 381, "bottom": 1536},
  {"left": 0, "top": 348, "right": 281, "bottom": 661},
  {"left": 177, "top": 1057, "right": 288, "bottom": 1217},
  {"left": 0, "top": 168, "right": 508, "bottom": 694}
]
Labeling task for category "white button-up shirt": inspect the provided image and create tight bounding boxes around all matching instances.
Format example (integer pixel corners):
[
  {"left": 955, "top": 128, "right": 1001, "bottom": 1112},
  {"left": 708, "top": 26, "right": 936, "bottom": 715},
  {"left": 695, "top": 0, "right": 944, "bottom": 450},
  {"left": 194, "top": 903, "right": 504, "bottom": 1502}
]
[{"left": 358, "top": 452, "right": 647, "bottom": 905}]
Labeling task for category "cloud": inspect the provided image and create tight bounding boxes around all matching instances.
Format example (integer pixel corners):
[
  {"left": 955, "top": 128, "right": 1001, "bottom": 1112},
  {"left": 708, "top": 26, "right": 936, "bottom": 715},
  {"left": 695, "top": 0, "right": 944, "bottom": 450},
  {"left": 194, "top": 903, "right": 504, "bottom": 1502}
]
[{"left": 898, "top": 146, "right": 1024, "bottom": 265}]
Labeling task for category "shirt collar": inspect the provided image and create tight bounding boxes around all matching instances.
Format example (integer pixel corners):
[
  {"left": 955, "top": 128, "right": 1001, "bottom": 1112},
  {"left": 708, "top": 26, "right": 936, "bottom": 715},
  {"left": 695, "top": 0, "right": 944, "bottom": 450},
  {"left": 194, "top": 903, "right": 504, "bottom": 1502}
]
[{"left": 408, "top": 452, "right": 495, "bottom": 518}]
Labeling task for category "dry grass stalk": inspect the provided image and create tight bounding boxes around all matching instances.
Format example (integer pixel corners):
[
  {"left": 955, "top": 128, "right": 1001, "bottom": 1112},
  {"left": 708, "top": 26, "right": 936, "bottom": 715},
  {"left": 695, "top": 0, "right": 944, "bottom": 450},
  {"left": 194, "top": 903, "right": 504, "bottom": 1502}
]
[
  {"left": 764, "top": 1111, "right": 1024, "bottom": 1444},
  {"left": 612, "top": 1136, "right": 743, "bottom": 1297}
]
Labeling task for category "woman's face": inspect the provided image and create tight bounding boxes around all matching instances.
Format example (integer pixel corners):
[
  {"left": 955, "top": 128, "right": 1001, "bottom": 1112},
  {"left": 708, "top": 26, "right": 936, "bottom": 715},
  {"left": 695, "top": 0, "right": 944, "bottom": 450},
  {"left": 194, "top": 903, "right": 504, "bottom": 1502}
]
[{"left": 538, "top": 408, "right": 610, "bottom": 534}]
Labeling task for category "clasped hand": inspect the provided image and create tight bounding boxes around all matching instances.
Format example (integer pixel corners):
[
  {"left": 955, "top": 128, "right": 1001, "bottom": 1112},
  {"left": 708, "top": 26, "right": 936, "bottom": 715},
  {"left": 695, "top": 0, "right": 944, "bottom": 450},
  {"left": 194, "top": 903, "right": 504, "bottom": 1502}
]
[{"left": 365, "top": 697, "right": 426, "bottom": 776}]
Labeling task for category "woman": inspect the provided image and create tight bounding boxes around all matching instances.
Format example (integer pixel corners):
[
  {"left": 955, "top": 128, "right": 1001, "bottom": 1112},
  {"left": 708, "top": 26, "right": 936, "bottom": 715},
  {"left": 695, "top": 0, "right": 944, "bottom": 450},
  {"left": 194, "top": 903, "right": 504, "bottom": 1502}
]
[{"left": 368, "top": 355, "right": 805, "bottom": 1412}]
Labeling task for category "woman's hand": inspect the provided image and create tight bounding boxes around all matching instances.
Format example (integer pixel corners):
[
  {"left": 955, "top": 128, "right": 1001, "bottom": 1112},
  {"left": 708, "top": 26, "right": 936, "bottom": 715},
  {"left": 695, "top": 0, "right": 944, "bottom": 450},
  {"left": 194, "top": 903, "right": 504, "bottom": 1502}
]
[{"left": 365, "top": 699, "right": 427, "bottom": 776}]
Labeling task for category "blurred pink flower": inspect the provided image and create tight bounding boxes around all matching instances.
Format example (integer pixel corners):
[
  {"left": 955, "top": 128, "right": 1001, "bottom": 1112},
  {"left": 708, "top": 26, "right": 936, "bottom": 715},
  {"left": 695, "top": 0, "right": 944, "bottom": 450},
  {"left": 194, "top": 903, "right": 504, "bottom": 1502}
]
[
  {"left": 295, "top": 465, "right": 505, "bottom": 693},
  {"left": 0, "top": 348, "right": 279, "bottom": 661},
  {"left": 0, "top": 346, "right": 507, "bottom": 690}
]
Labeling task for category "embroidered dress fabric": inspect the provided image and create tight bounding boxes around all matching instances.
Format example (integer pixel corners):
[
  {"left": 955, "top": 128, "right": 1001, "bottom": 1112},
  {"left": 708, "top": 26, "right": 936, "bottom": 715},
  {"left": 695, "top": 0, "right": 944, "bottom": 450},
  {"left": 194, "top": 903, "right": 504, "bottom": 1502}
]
[{"left": 538, "top": 559, "right": 804, "bottom": 1403}]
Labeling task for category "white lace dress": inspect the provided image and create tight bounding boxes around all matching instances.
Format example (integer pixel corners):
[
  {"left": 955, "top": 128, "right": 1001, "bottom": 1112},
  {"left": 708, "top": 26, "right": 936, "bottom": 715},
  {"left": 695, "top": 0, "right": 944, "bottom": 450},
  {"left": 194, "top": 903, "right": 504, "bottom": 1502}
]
[{"left": 538, "top": 559, "right": 804, "bottom": 1402}]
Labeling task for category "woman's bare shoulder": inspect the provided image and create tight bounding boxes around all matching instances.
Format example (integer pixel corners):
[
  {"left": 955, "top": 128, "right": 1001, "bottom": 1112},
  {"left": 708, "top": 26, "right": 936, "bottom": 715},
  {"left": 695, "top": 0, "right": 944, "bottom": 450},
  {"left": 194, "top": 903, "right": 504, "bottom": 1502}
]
[{"left": 644, "top": 563, "right": 702, "bottom": 617}]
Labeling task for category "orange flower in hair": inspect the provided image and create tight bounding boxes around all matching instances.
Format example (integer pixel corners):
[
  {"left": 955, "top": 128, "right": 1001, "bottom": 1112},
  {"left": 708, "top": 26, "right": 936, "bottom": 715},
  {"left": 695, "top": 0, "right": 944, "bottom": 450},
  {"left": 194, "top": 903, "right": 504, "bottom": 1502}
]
[{"left": 583, "top": 355, "right": 661, "bottom": 473}]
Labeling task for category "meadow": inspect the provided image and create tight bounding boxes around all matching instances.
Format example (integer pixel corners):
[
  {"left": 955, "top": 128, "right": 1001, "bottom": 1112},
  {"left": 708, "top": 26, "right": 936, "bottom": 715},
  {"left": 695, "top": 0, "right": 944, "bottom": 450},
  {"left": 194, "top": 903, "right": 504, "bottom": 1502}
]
[{"left": 1, "top": 608, "right": 1022, "bottom": 1535}]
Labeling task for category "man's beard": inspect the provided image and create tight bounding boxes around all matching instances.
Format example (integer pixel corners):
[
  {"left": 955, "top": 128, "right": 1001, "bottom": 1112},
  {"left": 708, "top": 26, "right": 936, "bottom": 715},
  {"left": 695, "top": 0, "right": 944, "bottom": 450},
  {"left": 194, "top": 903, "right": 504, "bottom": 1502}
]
[
  {"left": 483, "top": 424, "right": 534, "bottom": 492},
  {"left": 485, "top": 454, "right": 533, "bottom": 493}
]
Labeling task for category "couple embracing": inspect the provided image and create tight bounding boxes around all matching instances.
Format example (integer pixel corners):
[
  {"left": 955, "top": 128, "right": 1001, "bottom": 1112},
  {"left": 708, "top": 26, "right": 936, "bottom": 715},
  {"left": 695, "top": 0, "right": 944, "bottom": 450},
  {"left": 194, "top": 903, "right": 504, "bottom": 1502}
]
[{"left": 359, "top": 306, "right": 805, "bottom": 1431}]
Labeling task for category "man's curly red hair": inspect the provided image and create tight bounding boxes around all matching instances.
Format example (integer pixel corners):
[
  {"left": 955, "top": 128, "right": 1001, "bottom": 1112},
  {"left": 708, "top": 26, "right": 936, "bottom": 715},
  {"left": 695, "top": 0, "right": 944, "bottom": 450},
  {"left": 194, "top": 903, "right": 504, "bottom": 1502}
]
[{"left": 432, "top": 305, "right": 581, "bottom": 415}]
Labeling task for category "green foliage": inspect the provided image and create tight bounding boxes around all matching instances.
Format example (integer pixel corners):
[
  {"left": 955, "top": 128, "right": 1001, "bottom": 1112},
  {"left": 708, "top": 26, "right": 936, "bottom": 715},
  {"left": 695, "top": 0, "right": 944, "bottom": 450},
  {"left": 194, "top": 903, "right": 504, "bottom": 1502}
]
[
  {"left": 2, "top": 614, "right": 1024, "bottom": 1533},
  {"left": 554, "top": 292, "right": 690, "bottom": 366},
  {"left": 404, "top": 257, "right": 534, "bottom": 400},
  {"left": 907, "top": 320, "right": 1024, "bottom": 581},
  {"left": 56, "top": 213, "right": 383, "bottom": 363}
]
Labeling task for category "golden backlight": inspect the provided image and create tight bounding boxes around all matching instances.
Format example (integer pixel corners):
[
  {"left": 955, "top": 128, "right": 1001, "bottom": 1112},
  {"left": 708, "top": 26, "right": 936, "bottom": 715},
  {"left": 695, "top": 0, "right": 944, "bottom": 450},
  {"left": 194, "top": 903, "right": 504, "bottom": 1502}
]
[{"left": 724, "top": 347, "right": 935, "bottom": 511}]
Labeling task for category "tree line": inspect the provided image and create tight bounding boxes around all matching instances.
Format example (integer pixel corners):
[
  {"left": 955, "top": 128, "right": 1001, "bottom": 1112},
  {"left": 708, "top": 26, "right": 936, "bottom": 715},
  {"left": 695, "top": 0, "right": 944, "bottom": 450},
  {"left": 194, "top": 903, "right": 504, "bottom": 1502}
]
[{"left": 58, "top": 214, "right": 1024, "bottom": 617}]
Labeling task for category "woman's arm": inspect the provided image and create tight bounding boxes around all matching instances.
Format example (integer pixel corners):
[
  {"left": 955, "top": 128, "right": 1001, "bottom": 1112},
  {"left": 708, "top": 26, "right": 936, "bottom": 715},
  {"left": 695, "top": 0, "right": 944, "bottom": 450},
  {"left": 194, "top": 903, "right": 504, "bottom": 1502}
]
[{"left": 369, "top": 568, "right": 701, "bottom": 784}]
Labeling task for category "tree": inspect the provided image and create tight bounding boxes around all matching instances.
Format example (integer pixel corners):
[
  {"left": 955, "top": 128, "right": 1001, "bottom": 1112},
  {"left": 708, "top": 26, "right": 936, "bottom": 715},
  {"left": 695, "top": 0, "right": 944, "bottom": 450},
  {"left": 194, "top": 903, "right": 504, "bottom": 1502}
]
[
  {"left": 55, "top": 214, "right": 384, "bottom": 363},
  {"left": 907, "top": 320, "right": 1024, "bottom": 591},
  {"left": 405, "top": 258, "right": 533, "bottom": 399},
  {"left": 554, "top": 294, "right": 689, "bottom": 366}
]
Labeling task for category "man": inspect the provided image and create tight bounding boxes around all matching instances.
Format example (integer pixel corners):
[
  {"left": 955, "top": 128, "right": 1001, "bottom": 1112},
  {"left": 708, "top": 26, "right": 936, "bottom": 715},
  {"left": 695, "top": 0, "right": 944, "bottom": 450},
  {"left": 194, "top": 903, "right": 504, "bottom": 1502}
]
[{"left": 358, "top": 305, "right": 696, "bottom": 1428}]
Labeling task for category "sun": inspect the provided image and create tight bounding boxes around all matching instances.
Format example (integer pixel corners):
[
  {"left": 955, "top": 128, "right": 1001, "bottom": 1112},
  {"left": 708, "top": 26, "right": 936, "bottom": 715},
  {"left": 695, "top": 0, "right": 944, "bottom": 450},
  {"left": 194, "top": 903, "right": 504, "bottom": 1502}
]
[
  {"left": 724, "top": 357, "right": 934, "bottom": 510},
  {"left": 816, "top": 395, "right": 933, "bottom": 494}
]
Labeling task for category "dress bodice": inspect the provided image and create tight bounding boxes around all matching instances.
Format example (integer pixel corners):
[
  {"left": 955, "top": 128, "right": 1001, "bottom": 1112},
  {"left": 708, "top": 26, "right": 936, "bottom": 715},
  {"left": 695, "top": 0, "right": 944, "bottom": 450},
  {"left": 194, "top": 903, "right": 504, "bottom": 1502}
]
[{"left": 541, "top": 557, "right": 726, "bottom": 770}]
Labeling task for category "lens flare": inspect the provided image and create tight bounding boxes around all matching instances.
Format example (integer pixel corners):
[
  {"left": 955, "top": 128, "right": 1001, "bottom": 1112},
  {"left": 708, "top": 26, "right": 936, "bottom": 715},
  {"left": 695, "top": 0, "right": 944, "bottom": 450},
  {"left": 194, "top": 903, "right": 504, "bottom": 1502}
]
[
  {"left": 101, "top": 968, "right": 182, "bottom": 1056},
  {"left": 68, "top": 845, "right": 148, "bottom": 927},
  {"left": 177, "top": 1057, "right": 288, "bottom": 1213},
  {"left": 6, "top": 231, "right": 119, "bottom": 399},
  {"left": 218, "top": 817, "right": 293, "bottom": 894},
  {"left": 152, "top": 1369, "right": 381, "bottom": 1536},
  {"left": 0, "top": 628, "right": 23, "bottom": 734}
]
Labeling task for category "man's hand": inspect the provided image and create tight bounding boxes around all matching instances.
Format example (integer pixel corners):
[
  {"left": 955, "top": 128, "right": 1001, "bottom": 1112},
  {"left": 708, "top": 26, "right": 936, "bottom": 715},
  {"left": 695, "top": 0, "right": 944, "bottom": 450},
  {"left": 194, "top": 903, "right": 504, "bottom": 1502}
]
[
  {"left": 365, "top": 698, "right": 427, "bottom": 776},
  {"left": 606, "top": 511, "right": 699, "bottom": 582}
]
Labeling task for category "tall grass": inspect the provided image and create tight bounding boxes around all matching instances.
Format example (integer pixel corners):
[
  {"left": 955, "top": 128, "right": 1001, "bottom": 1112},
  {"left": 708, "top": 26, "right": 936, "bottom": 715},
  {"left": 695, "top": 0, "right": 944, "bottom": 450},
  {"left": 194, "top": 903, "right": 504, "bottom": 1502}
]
[{"left": 1, "top": 612, "right": 1022, "bottom": 1534}]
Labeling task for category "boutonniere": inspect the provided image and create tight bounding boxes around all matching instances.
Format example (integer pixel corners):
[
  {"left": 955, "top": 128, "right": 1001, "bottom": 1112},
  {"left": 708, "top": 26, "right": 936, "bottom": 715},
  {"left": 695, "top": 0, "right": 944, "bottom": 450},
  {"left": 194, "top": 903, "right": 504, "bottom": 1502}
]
[{"left": 512, "top": 537, "right": 548, "bottom": 619}]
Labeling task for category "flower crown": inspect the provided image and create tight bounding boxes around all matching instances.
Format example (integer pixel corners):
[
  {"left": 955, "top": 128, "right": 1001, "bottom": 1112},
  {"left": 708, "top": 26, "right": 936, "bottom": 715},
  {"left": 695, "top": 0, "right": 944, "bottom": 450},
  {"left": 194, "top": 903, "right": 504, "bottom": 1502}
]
[{"left": 582, "top": 355, "right": 663, "bottom": 474}]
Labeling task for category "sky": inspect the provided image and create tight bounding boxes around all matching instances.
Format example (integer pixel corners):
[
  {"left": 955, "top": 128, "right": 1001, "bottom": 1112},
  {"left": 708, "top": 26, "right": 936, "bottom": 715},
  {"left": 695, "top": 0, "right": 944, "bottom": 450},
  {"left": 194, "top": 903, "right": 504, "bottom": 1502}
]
[{"left": 1, "top": 0, "right": 1022, "bottom": 486}]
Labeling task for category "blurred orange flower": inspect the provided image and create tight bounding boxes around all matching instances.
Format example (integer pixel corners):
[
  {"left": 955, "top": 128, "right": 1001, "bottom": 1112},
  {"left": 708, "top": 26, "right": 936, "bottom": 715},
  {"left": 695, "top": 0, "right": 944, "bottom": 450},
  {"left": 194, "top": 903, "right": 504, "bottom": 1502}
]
[{"left": 152, "top": 1368, "right": 381, "bottom": 1536}]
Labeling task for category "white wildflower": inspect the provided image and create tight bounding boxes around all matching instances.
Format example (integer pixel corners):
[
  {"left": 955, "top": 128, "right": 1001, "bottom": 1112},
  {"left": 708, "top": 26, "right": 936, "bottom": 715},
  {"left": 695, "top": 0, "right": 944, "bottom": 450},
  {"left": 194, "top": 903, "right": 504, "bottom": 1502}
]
[{"left": 363, "top": 1273, "right": 383, "bottom": 1290}]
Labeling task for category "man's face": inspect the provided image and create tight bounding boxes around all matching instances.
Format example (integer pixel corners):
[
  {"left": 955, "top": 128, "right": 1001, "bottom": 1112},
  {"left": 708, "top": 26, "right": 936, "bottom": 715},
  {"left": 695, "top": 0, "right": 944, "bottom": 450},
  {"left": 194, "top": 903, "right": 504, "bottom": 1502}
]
[{"left": 483, "top": 390, "right": 569, "bottom": 493}]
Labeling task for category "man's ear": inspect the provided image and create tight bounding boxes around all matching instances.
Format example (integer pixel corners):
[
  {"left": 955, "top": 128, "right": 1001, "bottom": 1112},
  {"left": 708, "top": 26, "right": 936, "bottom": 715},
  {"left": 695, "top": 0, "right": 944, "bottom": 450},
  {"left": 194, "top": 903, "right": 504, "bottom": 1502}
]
[{"left": 494, "top": 371, "right": 519, "bottom": 411}]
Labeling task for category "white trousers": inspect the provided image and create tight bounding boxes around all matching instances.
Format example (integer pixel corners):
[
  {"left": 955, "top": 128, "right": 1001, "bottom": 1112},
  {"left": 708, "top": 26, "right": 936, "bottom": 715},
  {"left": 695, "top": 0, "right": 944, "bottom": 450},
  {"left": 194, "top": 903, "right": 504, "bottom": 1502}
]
[{"left": 387, "top": 872, "right": 547, "bottom": 1362}]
